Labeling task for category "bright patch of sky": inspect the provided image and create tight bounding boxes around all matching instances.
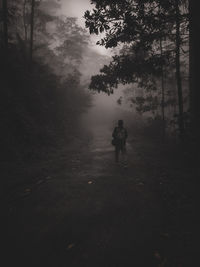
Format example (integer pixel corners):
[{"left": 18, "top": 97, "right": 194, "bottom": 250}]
[
  {"left": 60, "top": 0, "right": 91, "bottom": 25},
  {"left": 50, "top": 0, "right": 129, "bottom": 112},
  {"left": 59, "top": 0, "right": 112, "bottom": 56}
]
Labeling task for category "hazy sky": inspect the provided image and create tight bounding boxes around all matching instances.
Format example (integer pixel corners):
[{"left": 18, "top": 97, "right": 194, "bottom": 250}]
[
  {"left": 61, "top": 0, "right": 91, "bottom": 25},
  {"left": 56, "top": 0, "right": 128, "bottom": 112},
  {"left": 60, "top": 0, "right": 111, "bottom": 56}
]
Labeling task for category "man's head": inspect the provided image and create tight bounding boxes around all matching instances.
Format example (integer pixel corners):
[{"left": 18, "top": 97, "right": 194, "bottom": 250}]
[{"left": 118, "top": 120, "right": 123, "bottom": 127}]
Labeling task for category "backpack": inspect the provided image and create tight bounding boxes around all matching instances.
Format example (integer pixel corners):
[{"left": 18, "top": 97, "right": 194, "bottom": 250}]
[{"left": 116, "top": 127, "right": 126, "bottom": 140}]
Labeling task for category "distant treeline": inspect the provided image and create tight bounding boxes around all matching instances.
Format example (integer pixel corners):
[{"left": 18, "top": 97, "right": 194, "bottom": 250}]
[{"left": 0, "top": 0, "right": 91, "bottom": 160}]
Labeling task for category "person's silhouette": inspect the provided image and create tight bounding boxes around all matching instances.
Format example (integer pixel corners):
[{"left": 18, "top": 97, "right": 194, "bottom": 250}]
[{"left": 112, "top": 120, "right": 128, "bottom": 163}]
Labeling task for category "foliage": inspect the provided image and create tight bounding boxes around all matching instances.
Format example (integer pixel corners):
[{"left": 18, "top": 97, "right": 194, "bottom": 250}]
[
  {"left": 85, "top": 0, "right": 188, "bottom": 91},
  {"left": 85, "top": 0, "right": 189, "bottom": 134},
  {"left": 0, "top": 0, "right": 91, "bottom": 160}
]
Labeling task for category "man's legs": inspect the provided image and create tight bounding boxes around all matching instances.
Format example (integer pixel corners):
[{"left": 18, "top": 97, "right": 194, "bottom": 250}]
[
  {"left": 115, "top": 146, "right": 119, "bottom": 162},
  {"left": 121, "top": 145, "right": 127, "bottom": 166}
]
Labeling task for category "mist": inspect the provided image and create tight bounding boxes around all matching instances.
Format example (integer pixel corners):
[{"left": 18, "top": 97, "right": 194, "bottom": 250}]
[{"left": 1, "top": 1, "right": 197, "bottom": 267}]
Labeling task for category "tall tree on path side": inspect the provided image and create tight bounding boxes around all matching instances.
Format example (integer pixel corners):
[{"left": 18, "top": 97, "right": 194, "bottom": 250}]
[
  {"left": 30, "top": 0, "right": 35, "bottom": 62},
  {"left": 84, "top": 0, "right": 188, "bottom": 136},
  {"left": 189, "top": 0, "right": 200, "bottom": 139},
  {"left": 175, "top": 0, "right": 184, "bottom": 136},
  {"left": 2, "top": 0, "right": 8, "bottom": 49}
]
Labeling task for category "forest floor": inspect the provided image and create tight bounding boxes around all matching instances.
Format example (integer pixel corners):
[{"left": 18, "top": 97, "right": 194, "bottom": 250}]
[{"left": 2, "top": 126, "right": 197, "bottom": 267}]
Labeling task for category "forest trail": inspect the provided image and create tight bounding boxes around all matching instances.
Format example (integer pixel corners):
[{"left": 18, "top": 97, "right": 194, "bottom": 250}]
[{"left": 4, "top": 125, "right": 194, "bottom": 267}]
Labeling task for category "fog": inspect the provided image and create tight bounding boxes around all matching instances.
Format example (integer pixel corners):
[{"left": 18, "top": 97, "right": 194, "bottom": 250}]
[
  {"left": 56, "top": 0, "right": 137, "bottom": 135},
  {"left": 2, "top": 1, "right": 195, "bottom": 266},
  {"left": 60, "top": 0, "right": 112, "bottom": 56}
]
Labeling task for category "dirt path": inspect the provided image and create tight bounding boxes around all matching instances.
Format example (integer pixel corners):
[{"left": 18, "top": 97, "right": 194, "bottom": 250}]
[{"left": 4, "top": 126, "right": 194, "bottom": 267}]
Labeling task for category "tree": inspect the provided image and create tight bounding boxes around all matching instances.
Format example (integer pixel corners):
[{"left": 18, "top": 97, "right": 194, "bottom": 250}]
[
  {"left": 158, "top": 3, "right": 166, "bottom": 139},
  {"left": 0, "top": 0, "right": 92, "bottom": 158},
  {"left": 22, "top": 0, "right": 28, "bottom": 42},
  {"left": 189, "top": 0, "right": 200, "bottom": 138},
  {"left": 53, "top": 17, "right": 89, "bottom": 67},
  {"left": 175, "top": 0, "right": 184, "bottom": 135},
  {"left": 84, "top": 0, "right": 189, "bottom": 136},
  {"left": 30, "top": 0, "right": 35, "bottom": 62},
  {"left": 2, "top": 0, "right": 8, "bottom": 49}
]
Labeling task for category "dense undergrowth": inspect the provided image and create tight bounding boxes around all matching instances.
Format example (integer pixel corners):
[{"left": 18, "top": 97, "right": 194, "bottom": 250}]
[{"left": 0, "top": 47, "right": 91, "bottom": 162}]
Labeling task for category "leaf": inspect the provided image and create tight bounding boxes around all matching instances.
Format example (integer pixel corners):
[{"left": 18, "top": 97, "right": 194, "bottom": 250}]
[
  {"left": 99, "top": 25, "right": 104, "bottom": 33},
  {"left": 67, "top": 243, "right": 75, "bottom": 250},
  {"left": 25, "top": 188, "right": 31, "bottom": 192},
  {"left": 154, "top": 251, "right": 161, "bottom": 260}
]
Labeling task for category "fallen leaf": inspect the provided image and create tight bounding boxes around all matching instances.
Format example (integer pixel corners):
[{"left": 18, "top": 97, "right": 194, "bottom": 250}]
[
  {"left": 67, "top": 243, "right": 75, "bottom": 250},
  {"left": 154, "top": 251, "right": 161, "bottom": 260},
  {"left": 25, "top": 188, "right": 31, "bottom": 192}
]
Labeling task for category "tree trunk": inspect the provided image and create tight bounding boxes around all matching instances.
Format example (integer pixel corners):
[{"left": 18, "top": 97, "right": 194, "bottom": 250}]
[
  {"left": 159, "top": 38, "right": 166, "bottom": 140},
  {"left": 30, "top": 0, "right": 35, "bottom": 62},
  {"left": 159, "top": 4, "right": 165, "bottom": 140},
  {"left": 2, "top": 0, "right": 8, "bottom": 49},
  {"left": 23, "top": 0, "right": 28, "bottom": 42},
  {"left": 175, "top": 0, "right": 184, "bottom": 136},
  {"left": 189, "top": 0, "right": 200, "bottom": 137}
]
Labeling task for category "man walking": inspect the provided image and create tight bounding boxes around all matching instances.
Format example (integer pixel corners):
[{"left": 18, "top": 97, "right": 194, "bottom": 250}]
[{"left": 112, "top": 120, "right": 128, "bottom": 163}]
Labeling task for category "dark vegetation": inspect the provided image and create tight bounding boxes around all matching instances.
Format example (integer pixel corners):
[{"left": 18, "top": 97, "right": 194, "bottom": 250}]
[
  {"left": 84, "top": 0, "right": 200, "bottom": 145},
  {"left": 1, "top": 0, "right": 199, "bottom": 159},
  {"left": 0, "top": 0, "right": 91, "bottom": 161},
  {"left": 1, "top": 1, "right": 198, "bottom": 266}
]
